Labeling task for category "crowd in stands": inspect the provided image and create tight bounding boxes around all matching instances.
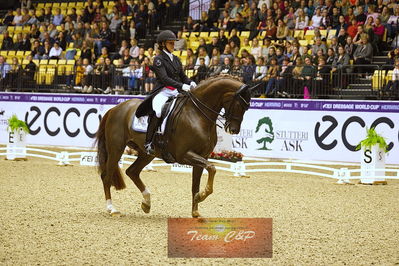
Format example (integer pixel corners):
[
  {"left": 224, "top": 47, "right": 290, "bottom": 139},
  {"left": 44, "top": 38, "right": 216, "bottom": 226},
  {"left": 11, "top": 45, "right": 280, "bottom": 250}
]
[{"left": 0, "top": 0, "right": 398, "bottom": 97}]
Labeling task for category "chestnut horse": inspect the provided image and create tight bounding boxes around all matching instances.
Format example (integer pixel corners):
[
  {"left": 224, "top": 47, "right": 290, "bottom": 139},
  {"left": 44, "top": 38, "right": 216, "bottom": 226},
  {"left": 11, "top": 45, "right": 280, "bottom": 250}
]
[{"left": 95, "top": 75, "right": 253, "bottom": 217}]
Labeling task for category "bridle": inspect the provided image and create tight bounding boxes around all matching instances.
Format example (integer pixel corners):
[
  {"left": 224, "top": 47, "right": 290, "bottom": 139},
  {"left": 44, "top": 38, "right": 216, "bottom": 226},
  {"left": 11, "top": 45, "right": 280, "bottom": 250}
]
[{"left": 187, "top": 84, "right": 250, "bottom": 129}]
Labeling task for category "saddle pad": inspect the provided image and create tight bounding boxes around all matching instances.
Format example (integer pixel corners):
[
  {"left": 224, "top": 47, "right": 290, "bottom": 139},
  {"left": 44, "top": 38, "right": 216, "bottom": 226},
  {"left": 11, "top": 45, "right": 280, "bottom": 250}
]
[{"left": 132, "top": 98, "right": 177, "bottom": 134}]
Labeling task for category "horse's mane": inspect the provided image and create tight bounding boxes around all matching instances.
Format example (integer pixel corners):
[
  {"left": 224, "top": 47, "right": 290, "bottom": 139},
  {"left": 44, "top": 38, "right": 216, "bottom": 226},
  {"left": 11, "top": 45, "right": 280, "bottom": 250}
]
[{"left": 194, "top": 74, "right": 242, "bottom": 92}]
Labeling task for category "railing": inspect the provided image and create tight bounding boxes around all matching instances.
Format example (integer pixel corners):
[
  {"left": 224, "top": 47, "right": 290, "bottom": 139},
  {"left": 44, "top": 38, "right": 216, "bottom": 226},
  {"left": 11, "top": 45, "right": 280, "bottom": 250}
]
[
  {"left": 1, "top": 146, "right": 399, "bottom": 183},
  {"left": 0, "top": 64, "right": 397, "bottom": 99}
]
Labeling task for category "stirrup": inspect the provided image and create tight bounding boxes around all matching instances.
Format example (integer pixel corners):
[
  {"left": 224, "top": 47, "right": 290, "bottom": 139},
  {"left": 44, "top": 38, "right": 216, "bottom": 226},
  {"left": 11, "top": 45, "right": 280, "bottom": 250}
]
[{"left": 144, "top": 143, "right": 155, "bottom": 155}]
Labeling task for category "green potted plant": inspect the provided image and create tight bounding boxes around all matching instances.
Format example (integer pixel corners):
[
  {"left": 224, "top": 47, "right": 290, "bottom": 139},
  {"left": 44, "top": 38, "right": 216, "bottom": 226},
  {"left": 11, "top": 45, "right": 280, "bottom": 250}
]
[
  {"left": 356, "top": 127, "right": 388, "bottom": 185},
  {"left": 7, "top": 114, "right": 29, "bottom": 134},
  {"left": 356, "top": 127, "right": 389, "bottom": 153},
  {"left": 6, "top": 114, "right": 29, "bottom": 160}
]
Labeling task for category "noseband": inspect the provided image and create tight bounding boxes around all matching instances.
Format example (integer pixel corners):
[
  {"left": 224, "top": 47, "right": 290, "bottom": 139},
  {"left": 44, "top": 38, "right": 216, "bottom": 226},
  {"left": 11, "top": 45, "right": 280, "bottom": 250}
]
[{"left": 187, "top": 84, "right": 250, "bottom": 129}]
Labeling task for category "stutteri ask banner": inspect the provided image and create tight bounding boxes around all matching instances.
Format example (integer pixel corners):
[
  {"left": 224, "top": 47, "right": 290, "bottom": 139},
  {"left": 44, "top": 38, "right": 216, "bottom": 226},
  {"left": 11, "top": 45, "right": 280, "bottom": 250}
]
[
  {"left": 233, "top": 100, "right": 399, "bottom": 164},
  {"left": 1, "top": 93, "right": 399, "bottom": 164}
]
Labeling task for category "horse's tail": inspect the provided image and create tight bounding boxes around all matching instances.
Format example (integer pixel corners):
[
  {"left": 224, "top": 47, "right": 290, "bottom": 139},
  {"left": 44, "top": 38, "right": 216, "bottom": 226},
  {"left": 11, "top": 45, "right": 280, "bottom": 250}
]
[{"left": 95, "top": 111, "right": 126, "bottom": 190}]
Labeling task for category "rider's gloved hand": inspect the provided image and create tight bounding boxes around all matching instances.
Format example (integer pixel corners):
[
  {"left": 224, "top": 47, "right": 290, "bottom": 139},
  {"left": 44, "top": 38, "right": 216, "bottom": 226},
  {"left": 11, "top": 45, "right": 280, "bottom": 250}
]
[
  {"left": 190, "top": 81, "right": 197, "bottom": 88},
  {"left": 182, "top": 84, "right": 191, "bottom": 92}
]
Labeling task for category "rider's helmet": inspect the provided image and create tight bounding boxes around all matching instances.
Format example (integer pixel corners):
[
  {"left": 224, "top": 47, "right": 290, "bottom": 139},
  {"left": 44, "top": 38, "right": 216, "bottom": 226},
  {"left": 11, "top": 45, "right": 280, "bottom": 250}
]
[
  {"left": 157, "top": 30, "right": 177, "bottom": 52},
  {"left": 156, "top": 30, "right": 177, "bottom": 44}
]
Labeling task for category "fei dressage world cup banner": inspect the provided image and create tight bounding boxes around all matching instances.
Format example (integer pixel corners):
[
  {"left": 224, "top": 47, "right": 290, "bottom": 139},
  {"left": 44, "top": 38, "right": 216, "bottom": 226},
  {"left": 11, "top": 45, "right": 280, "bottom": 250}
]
[{"left": 0, "top": 93, "right": 399, "bottom": 164}]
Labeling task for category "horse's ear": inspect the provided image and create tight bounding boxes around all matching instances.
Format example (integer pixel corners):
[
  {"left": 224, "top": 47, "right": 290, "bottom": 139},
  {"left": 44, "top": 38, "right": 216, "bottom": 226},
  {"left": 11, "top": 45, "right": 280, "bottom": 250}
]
[{"left": 236, "top": 84, "right": 249, "bottom": 95}]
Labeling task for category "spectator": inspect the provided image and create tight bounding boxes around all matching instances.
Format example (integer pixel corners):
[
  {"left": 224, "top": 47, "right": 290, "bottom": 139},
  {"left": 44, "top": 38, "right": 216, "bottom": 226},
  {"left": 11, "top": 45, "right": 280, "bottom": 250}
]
[
  {"left": 0, "top": 56, "right": 11, "bottom": 91},
  {"left": 276, "top": 57, "right": 293, "bottom": 95},
  {"left": 261, "top": 37, "right": 273, "bottom": 58},
  {"left": 373, "top": 17, "right": 386, "bottom": 43},
  {"left": 26, "top": 9, "right": 38, "bottom": 25},
  {"left": 219, "top": 9, "right": 233, "bottom": 31},
  {"left": 242, "top": 56, "right": 256, "bottom": 84},
  {"left": 263, "top": 19, "right": 277, "bottom": 40},
  {"left": 230, "top": 57, "right": 243, "bottom": 80},
  {"left": 113, "top": 59, "right": 126, "bottom": 94},
  {"left": 31, "top": 40, "right": 44, "bottom": 60},
  {"left": 119, "top": 40, "right": 129, "bottom": 56},
  {"left": 217, "top": 29, "right": 228, "bottom": 52},
  {"left": 41, "top": 40, "right": 52, "bottom": 59},
  {"left": 195, "top": 47, "right": 210, "bottom": 68},
  {"left": 103, "top": 58, "right": 115, "bottom": 94},
  {"left": 193, "top": 58, "right": 208, "bottom": 83},
  {"left": 92, "top": 57, "right": 106, "bottom": 93},
  {"left": 353, "top": 34, "right": 373, "bottom": 73},
  {"left": 49, "top": 42, "right": 63, "bottom": 59},
  {"left": 314, "top": 57, "right": 331, "bottom": 95},
  {"left": 121, "top": 48, "right": 133, "bottom": 65},
  {"left": 183, "top": 16, "right": 195, "bottom": 32},
  {"left": 335, "top": 15, "right": 348, "bottom": 31},
  {"left": 11, "top": 8, "right": 23, "bottom": 26},
  {"left": 295, "top": 8, "right": 309, "bottom": 30},
  {"left": 207, "top": 57, "right": 222, "bottom": 77},
  {"left": 312, "top": 37, "right": 327, "bottom": 55},
  {"left": 82, "top": 58, "right": 94, "bottom": 93},
  {"left": 356, "top": 6, "right": 367, "bottom": 25},
  {"left": 129, "top": 39, "right": 140, "bottom": 59},
  {"left": 337, "top": 28, "right": 348, "bottom": 46},
  {"left": 229, "top": 28, "right": 241, "bottom": 48},
  {"left": 22, "top": 55, "right": 36, "bottom": 86},
  {"left": 332, "top": 45, "right": 350, "bottom": 87},
  {"left": 330, "top": 8, "right": 341, "bottom": 29},
  {"left": 74, "top": 58, "right": 85, "bottom": 89},
  {"left": 53, "top": 8, "right": 64, "bottom": 26},
  {"left": 127, "top": 60, "right": 143, "bottom": 94},
  {"left": 284, "top": 7, "right": 296, "bottom": 30},
  {"left": 301, "top": 57, "right": 316, "bottom": 96},
  {"left": 220, "top": 57, "right": 232, "bottom": 74},
  {"left": 276, "top": 19, "right": 289, "bottom": 40},
  {"left": 2, "top": 10, "right": 14, "bottom": 26},
  {"left": 384, "top": 59, "right": 399, "bottom": 97},
  {"left": 353, "top": 25, "right": 365, "bottom": 44},
  {"left": 311, "top": 8, "right": 323, "bottom": 29},
  {"left": 250, "top": 38, "right": 262, "bottom": 60},
  {"left": 175, "top": 31, "right": 187, "bottom": 51},
  {"left": 80, "top": 40, "right": 93, "bottom": 63},
  {"left": 95, "top": 22, "right": 112, "bottom": 57},
  {"left": 30, "top": 24, "right": 41, "bottom": 40},
  {"left": 229, "top": 40, "right": 239, "bottom": 57},
  {"left": 345, "top": 36, "right": 356, "bottom": 58},
  {"left": 347, "top": 19, "right": 358, "bottom": 39},
  {"left": 253, "top": 57, "right": 267, "bottom": 83},
  {"left": 326, "top": 47, "right": 336, "bottom": 64},
  {"left": 137, "top": 48, "right": 147, "bottom": 64},
  {"left": 387, "top": 7, "right": 399, "bottom": 40},
  {"left": 320, "top": 8, "right": 332, "bottom": 29},
  {"left": 264, "top": 57, "right": 279, "bottom": 96},
  {"left": 345, "top": 7, "right": 355, "bottom": 24},
  {"left": 219, "top": 44, "right": 234, "bottom": 64},
  {"left": 206, "top": 37, "right": 221, "bottom": 57},
  {"left": 1, "top": 31, "right": 13, "bottom": 50},
  {"left": 144, "top": 70, "right": 155, "bottom": 94}
]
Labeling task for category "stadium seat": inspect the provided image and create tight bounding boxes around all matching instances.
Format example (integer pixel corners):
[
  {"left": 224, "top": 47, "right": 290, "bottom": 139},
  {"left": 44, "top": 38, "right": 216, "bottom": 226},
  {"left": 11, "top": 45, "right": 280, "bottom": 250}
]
[
  {"left": 372, "top": 70, "right": 385, "bottom": 90},
  {"left": 304, "top": 30, "right": 315, "bottom": 41},
  {"left": 209, "top": 31, "right": 218, "bottom": 38},
  {"left": 327, "top": 29, "right": 337, "bottom": 39},
  {"left": 294, "top": 30, "right": 304, "bottom": 39}
]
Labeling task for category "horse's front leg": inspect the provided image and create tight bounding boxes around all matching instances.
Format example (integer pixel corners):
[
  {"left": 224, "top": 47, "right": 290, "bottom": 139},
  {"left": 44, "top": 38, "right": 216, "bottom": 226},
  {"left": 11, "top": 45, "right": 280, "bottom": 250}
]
[
  {"left": 183, "top": 151, "right": 216, "bottom": 218},
  {"left": 191, "top": 166, "right": 204, "bottom": 218}
]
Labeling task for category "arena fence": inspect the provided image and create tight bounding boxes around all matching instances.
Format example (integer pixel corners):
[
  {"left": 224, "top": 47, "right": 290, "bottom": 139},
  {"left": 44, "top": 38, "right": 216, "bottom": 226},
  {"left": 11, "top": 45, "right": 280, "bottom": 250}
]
[
  {"left": 1, "top": 146, "right": 399, "bottom": 184},
  {"left": 0, "top": 64, "right": 397, "bottom": 99}
]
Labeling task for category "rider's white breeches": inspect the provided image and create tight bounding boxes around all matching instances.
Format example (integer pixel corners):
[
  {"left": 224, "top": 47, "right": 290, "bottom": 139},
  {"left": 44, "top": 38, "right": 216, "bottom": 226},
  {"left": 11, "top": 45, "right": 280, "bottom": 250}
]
[{"left": 152, "top": 88, "right": 179, "bottom": 118}]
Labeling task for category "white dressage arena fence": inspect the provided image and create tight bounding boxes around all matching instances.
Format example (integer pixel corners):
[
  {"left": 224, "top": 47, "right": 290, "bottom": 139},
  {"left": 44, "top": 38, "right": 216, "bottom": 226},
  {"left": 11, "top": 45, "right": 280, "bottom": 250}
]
[{"left": 1, "top": 146, "right": 399, "bottom": 184}]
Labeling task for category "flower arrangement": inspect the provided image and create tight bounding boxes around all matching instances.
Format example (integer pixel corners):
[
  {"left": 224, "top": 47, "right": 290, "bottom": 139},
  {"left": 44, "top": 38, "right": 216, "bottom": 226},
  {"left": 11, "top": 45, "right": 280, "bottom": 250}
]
[
  {"left": 7, "top": 114, "right": 29, "bottom": 133},
  {"left": 209, "top": 150, "right": 244, "bottom": 162},
  {"left": 356, "top": 127, "right": 389, "bottom": 152}
]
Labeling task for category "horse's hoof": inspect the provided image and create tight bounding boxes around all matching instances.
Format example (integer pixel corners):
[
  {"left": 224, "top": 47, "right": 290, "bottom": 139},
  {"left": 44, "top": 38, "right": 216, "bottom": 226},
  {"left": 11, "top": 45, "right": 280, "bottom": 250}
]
[
  {"left": 192, "top": 211, "right": 201, "bottom": 218},
  {"left": 141, "top": 202, "right": 151, "bottom": 213},
  {"left": 110, "top": 210, "right": 121, "bottom": 217}
]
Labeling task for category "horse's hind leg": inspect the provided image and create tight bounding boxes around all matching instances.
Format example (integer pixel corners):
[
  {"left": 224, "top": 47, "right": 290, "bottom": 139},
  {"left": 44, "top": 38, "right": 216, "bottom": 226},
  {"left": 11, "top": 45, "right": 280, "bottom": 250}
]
[
  {"left": 125, "top": 153, "right": 154, "bottom": 213},
  {"left": 192, "top": 166, "right": 204, "bottom": 218},
  {"left": 101, "top": 173, "right": 119, "bottom": 215}
]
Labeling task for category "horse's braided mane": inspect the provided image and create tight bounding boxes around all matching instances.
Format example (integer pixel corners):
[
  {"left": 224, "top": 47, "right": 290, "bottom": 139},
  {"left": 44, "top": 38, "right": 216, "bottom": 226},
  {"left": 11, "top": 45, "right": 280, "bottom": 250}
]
[{"left": 195, "top": 74, "right": 242, "bottom": 91}]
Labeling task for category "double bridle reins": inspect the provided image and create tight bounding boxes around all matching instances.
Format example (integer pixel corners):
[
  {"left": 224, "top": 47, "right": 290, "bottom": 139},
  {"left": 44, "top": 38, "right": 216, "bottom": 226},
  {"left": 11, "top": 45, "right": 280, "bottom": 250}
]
[{"left": 186, "top": 84, "right": 250, "bottom": 129}]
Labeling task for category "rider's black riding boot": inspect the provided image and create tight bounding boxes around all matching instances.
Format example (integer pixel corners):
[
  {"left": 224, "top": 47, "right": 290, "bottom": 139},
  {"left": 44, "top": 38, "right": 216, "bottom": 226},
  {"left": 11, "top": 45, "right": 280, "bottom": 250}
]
[{"left": 144, "top": 116, "right": 161, "bottom": 155}]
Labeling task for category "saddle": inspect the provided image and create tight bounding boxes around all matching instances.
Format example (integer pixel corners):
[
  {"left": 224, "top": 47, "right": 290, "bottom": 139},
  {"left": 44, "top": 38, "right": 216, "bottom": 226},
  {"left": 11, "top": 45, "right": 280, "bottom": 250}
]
[{"left": 153, "top": 94, "right": 188, "bottom": 163}]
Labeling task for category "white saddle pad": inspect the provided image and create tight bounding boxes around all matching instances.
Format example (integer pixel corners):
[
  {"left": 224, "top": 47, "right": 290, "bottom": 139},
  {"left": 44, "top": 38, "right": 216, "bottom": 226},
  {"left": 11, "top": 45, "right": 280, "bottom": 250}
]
[{"left": 132, "top": 98, "right": 177, "bottom": 134}]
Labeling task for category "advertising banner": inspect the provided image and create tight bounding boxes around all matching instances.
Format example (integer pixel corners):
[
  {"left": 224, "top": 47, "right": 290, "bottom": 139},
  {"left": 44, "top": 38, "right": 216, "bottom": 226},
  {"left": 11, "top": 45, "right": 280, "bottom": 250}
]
[{"left": 1, "top": 93, "right": 399, "bottom": 164}]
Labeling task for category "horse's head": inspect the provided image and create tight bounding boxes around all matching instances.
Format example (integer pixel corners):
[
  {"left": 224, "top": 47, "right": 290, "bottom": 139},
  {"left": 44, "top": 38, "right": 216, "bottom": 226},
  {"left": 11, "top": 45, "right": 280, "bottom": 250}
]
[{"left": 222, "top": 84, "right": 252, "bottom": 135}]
